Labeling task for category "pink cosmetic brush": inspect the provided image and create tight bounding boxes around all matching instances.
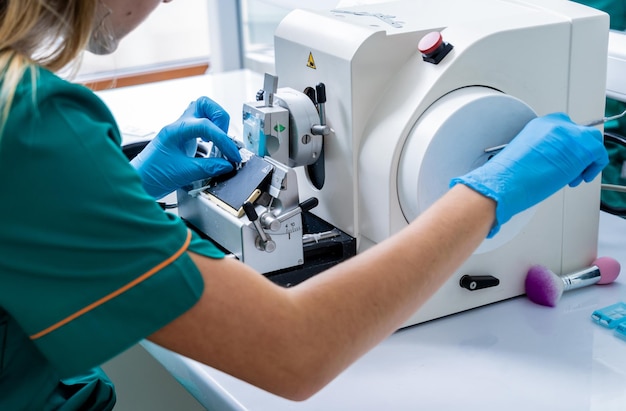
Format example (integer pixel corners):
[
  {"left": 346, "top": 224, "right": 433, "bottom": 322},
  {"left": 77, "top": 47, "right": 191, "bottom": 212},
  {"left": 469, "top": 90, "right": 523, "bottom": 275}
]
[{"left": 525, "top": 257, "right": 621, "bottom": 307}]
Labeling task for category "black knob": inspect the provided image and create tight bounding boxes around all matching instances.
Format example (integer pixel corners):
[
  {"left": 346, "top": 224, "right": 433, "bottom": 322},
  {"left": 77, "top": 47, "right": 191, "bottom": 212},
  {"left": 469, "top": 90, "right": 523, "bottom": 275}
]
[
  {"left": 460, "top": 275, "right": 500, "bottom": 291},
  {"left": 316, "top": 83, "right": 326, "bottom": 104},
  {"left": 300, "top": 197, "right": 319, "bottom": 212},
  {"left": 243, "top": 201, "right": 259, "bottom": 221}
]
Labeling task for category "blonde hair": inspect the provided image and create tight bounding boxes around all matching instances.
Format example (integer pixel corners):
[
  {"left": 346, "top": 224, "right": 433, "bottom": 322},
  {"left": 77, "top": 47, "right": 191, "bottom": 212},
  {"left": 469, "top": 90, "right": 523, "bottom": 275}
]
[{"left": 0, "top": 0, "right": 98, "bottom": 132}]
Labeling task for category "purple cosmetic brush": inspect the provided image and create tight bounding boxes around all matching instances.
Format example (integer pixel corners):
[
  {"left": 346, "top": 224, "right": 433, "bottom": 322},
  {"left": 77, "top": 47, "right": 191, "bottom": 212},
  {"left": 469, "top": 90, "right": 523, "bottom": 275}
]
[{"left": 525, "top": 257, "right": 621, "bottom": 307}]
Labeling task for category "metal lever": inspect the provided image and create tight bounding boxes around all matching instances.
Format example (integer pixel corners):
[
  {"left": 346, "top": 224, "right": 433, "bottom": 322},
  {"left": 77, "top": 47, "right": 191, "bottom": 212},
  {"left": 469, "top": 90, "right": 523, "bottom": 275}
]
[
  {"left": 311, "top": 83, "right": 331, "bottom": 136},
  {"left": 260, "top": 197, "right": 319, "bottom": 232},
  {"left": 484, "top": 109, "right": 626, "bottom": 154},
  {"left": 583, "top": 108, "right": 626, "bottom": 127},
  {"left": 243, "top": 202, "right": 276, "bottom": 252}
]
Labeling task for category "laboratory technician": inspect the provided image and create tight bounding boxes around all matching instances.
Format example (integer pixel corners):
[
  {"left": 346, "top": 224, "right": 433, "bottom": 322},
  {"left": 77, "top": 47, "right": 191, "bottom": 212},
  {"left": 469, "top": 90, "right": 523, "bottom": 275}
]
[{"left": 0, "top": 1, "right": 610, "bottom": 410}]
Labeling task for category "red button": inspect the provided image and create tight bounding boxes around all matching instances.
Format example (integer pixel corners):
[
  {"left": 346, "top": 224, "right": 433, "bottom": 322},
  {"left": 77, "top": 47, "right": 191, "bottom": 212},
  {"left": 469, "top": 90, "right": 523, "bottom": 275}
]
[{"left": 418, "top": 32, "right": 443, "bottom": 55}]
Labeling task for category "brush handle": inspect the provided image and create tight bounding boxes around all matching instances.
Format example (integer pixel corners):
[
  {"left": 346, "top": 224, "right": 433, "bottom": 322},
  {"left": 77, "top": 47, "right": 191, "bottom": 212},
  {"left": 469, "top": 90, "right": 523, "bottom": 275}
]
[{"left": 560, "top": 266, "right": 601, "bottom": 291}]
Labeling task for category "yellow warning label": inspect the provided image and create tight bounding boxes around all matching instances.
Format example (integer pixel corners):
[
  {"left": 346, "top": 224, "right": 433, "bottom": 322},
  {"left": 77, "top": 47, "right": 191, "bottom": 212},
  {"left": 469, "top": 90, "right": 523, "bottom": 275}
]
[{"left": 307, "top": 52, "right": 317, "bottom": 69}]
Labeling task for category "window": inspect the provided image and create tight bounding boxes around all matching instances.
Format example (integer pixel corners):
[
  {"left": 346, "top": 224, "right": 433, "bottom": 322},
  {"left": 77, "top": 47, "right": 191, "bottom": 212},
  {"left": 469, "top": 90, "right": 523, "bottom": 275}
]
[
  {"left": 71, "top": 1, "right": 347, "bottom": 89},
  {"left": 74, "top": 0, "right": 211, "bottom": 88},
  {"left": 240, "top": 0, "right": 341, "bottom": 73},
  {"left": 241, "top": 0, "right": 290, "bottom": 73}
]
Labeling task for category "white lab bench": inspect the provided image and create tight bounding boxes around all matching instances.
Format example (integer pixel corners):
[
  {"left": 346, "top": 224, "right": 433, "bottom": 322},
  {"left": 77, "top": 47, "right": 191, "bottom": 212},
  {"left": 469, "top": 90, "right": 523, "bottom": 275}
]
[{"left": 97, "top": 70, "right": 626, "bottom": 411}]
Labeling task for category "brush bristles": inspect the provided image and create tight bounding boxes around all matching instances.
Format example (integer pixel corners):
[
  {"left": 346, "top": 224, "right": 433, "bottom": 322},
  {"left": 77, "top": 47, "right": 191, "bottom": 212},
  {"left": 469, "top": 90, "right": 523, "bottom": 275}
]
[{"left": 525, "top": 265, "right": 564, "bottom": 307}]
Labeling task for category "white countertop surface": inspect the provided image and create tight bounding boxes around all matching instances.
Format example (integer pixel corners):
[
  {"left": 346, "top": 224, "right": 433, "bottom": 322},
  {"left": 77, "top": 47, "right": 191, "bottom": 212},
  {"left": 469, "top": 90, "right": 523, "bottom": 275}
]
[{"left": 140, "top": 209, "right": 626, "bottom": 411}]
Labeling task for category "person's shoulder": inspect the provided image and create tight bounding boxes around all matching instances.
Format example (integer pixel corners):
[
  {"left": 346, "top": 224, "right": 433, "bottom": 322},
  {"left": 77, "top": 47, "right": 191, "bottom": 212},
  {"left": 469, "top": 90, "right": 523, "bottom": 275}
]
[
  {"left": 40, "top": 68, "right": 117, "bottom": 126},
  {"left": 10, "top": 66, "right": 121, "bottom": 144},
  {"left": 34, "top": 68, "right": 108, "bottom": 111}
]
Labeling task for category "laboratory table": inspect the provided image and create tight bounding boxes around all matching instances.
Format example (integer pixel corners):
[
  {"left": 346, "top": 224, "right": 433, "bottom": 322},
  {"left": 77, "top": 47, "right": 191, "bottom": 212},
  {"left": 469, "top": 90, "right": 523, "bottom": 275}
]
[{"left": 97, "top": 70, "right": 626, "bottom": 411}]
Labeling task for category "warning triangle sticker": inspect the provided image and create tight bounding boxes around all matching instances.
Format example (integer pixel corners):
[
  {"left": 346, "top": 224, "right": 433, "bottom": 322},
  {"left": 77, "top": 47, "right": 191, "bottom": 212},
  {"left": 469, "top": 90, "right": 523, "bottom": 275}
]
[{"left": 307, "top": 52, "right": 317, "bottom": 69}]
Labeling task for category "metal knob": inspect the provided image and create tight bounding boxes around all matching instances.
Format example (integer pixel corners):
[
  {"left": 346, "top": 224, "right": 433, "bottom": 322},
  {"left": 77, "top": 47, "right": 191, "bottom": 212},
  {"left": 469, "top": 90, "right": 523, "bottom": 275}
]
[{"left": 243, "top": 202, "right": 276, "bottom": 252}]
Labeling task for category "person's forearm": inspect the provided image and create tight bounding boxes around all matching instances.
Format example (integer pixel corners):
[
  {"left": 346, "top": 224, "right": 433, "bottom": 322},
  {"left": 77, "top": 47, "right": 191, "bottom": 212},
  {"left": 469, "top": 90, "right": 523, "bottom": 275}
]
[
  {"left": 285, "top": 183, "right": 495, "bottom": 395},
  {"left": 150, "top": 184, "right": 495, "bottom": 400}
]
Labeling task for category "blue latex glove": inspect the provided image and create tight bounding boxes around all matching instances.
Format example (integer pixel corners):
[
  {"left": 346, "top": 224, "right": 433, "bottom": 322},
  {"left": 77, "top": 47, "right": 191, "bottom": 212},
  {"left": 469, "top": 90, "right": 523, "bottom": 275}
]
[
  {"left": 450, "top": 112, "right": 608, "bottom": 237},
  {"left": 131, "top": 97, "right": 242, "bottom": 199}
]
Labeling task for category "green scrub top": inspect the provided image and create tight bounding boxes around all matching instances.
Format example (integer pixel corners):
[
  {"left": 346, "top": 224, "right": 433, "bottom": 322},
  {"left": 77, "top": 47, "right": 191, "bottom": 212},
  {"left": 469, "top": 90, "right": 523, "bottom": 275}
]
[{"left": 0, "top": 67, "right": 224, "bottom": 410}]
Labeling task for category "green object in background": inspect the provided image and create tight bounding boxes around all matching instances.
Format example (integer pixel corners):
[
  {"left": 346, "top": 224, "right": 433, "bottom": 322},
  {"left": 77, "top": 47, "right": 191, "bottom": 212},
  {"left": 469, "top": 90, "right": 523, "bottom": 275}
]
[
  {"left": 601, "top": 132, "right": 626, "bottom": 215},
  {"left": 601, "top": 99, "right": 626, "bottom": 216},
  {"left": 604, "top": 98, "right": 626, "bottom": 136},
  {"left": 574, "top": 1, "right": 626, "bottom": 137},
  {"left": 574, "top": 0, "right": 626, "bottom": 30},
  {"left": 574, "top": 1, "right": 626, "bottom": 214}
]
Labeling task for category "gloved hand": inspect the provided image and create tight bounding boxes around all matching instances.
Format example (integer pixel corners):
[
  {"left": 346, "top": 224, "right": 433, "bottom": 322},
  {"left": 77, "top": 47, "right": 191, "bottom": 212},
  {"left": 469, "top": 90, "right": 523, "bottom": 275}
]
[
  {"left": 450, "top": 112, "right": 608, "bottom": 237},
  {"left": 131, "top": 96, "right": 242, "bottom": 199}
]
